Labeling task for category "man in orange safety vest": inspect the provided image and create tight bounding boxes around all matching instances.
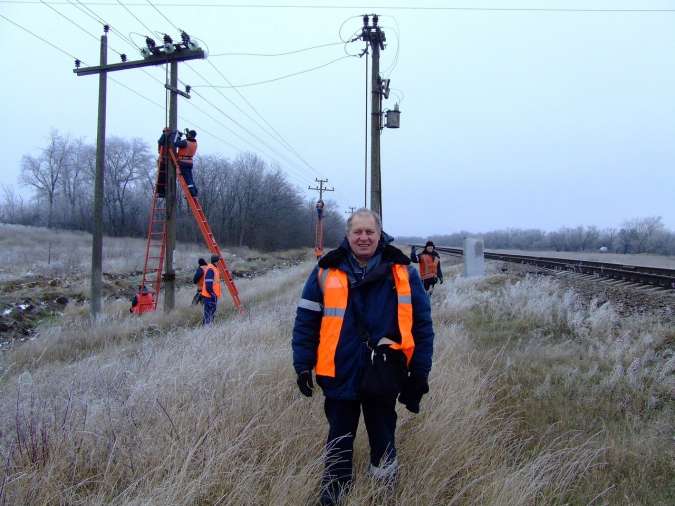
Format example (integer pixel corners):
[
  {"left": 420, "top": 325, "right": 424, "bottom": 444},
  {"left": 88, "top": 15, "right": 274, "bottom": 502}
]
[
  {"left": 292, "top": 208, "right": 435, "bottom": 505},
  {"left": 410, "top": 240, "right": 444, "bottom": 296}
]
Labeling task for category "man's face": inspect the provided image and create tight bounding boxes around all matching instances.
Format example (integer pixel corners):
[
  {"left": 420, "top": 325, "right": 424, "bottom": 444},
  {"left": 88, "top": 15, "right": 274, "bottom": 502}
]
[
  {"left": 425, "top": 246, "right": 433, "bottom": 253},
  {"left": 348, "top": 214, "right": 380, "bottom": 261}
]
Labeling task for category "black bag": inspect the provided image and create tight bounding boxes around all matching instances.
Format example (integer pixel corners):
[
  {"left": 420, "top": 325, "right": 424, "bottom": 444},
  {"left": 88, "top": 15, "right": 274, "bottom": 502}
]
[
  {"left": 360, "top": 344, "right": 407, "bottom": 398},
  {"left": 191, "top": 291, "right": 203, "bottom": 305}
]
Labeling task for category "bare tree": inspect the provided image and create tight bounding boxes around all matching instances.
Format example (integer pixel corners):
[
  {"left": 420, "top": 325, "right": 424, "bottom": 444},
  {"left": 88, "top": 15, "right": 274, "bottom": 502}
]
[{"left": 20, "top": 130, "right": 71, "bottom": 228}]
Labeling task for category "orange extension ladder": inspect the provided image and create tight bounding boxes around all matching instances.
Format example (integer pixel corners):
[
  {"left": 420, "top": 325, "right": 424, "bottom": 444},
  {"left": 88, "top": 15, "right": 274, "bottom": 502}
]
[
  {"left": 168, "top": 149, "right": 242, "bottom": 312},
  {"left": 136, "top": 139, "right": 243, "bottom": 313},
  {"left": 137, "top": 156, "right": 168, "bottom": 313}
]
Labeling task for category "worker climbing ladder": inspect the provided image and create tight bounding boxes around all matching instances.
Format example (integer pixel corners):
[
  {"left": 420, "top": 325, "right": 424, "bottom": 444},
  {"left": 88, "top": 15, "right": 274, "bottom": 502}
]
[{"left": 136, "top": 131, "right": 243, "bottom": 313}]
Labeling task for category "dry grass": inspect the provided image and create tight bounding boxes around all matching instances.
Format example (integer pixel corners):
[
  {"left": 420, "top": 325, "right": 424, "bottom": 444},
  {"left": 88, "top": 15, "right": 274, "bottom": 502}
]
[
  {"left": 0, "top": 259, "right": 671, "bottom": 504},
  {"left": 0, "top": 223, "right": 302, "bottom": 283}
]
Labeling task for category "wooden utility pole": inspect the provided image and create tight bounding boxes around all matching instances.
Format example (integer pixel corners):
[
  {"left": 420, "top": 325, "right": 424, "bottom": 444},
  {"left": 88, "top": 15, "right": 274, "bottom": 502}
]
[
  {"left": 89, "top": 25, "right": 108, "bottom": 318},
  {"left": 164, "top": 61, "right": 178, "bottom": 312},
  {"left": 345, "top": 207, "right": 357, "bottom": 215},
  {"left": 74, "top": 32, "right": 205, "bottom": 316},
  {"left": 361, "top": 15, "right": 386, "bottom": 221}
]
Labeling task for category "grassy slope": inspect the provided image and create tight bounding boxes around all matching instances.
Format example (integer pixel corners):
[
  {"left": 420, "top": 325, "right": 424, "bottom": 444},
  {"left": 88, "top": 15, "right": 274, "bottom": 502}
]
[{"left": 0, "top": 258, "right": 672, "bottom": 505}]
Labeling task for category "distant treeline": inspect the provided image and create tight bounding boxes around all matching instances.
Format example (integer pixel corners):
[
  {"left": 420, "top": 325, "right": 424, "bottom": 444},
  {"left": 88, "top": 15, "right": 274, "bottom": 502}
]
[
  {"left": 399, "top": 217, "right": 675, "bottom": 256},
  {"left": 1, "top": 130, "right": 345, "bottom": 251}
]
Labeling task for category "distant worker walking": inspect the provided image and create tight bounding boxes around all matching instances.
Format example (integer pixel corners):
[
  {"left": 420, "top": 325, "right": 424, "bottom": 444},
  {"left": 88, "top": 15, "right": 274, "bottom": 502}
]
[
  {"left": 292, "top": 208, "right": 434, "bottom": 505},
  {"left": 175, "top": 129, "right": 198, "bottom": 197},
  {"left": 411, "top": 241, "right": 443, "bottom": 296},
  {"left": 194, "top": 255, "right": 222, "bottom": 325}
]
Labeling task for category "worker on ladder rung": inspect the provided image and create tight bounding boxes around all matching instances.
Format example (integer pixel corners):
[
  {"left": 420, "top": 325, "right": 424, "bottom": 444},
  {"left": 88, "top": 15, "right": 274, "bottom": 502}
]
[
  {"left": 156, "top": 128, "right": 173, "bottom": 198},
  {"left": 175, "top": 128, "right": 199, "bottom": 197}
]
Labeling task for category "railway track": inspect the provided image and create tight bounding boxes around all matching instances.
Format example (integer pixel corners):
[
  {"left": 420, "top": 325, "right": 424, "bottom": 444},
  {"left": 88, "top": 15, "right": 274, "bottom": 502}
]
[{"left": 422, "top": 245, "right": 675, "bottom": 291}]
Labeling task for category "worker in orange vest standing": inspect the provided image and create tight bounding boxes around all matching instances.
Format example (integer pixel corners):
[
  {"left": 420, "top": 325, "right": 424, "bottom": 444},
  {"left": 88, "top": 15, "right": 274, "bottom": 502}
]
[
  {"left": 195, "top": 254, "right": 222, "bottom": 325},
  {"left": 411, "top": 241, "right": 443, "bottom": 296},
  {"left": 129, "top": 285, "right": 154, "bottom": 314},
  {"left": 292, "top": 209, "right": 435, "bottom": 505},
  {"left": 174, "top": 129, "right": 198, "bottom": 197},
  {"left": 191, "top": 258, "right": 207, "bottom": 305}
]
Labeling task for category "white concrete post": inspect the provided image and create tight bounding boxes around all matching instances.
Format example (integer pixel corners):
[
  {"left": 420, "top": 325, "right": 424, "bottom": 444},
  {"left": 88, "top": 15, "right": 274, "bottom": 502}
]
[{"left": 463, "top": 238, "right": 485, "bottom": 277}]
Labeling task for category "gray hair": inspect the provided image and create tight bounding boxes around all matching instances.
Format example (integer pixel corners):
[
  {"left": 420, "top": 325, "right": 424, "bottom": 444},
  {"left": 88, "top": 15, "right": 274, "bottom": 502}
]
[{"left": 346, "top": 208, "right": 382, "bottom": 234}]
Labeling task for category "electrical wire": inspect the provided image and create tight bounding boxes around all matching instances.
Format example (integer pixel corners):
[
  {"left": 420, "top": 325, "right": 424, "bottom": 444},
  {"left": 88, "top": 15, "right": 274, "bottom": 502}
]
[
  {"left": 6, "top": 2, "right": 675, "bottom": 13},
  {"left": 183, "top": 66, "right": 310, "bottom": 177},
  {"left": 0, "top": 11, "right": 81, "bottom": 60},
  {"left": 115, "top": 0, "right": 154, "bottom": 35},
  {"left": 202, "top": 60, "right": 316, "bottom": 174},
  {"left": 189, "top": 88, "right": 315, "bottom": 185},
  {"left": 104, "top": 0, "right": 327, "bottom": 190},
  {"left": 146, "top": 0, "right": 180, "bottom": 32},
  {"left": 0, "top": 10, "right": 253, "bottom": 172},
  {"left": 191, "top": 55, "right": 355, "bottom": 89},
  {"left": 210, "top": 41, "right": 344, "bottom": 57}
]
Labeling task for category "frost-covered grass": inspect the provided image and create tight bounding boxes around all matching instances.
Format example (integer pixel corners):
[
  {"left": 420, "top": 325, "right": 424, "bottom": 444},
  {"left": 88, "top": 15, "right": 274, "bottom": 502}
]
[
  {"left": 0, "top": 223, "right": 304, "bottom": 282},
  {"left": 435, "top": 265, "right": 675, "bottom": 504},
  {"left": 0, "top": 260, "right": 671, "bottom": 504}
]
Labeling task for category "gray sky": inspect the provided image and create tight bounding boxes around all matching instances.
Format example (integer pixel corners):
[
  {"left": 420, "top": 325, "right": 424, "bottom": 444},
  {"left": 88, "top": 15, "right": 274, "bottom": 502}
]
[{"left": 1, "top": 0, "right": 674, "bottom": 238}]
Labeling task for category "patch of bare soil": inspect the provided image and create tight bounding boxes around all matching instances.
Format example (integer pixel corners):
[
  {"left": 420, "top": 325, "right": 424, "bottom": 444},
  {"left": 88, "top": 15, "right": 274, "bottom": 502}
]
[{"left": 0, "top": 251, "right": 308, "bottom": 351}]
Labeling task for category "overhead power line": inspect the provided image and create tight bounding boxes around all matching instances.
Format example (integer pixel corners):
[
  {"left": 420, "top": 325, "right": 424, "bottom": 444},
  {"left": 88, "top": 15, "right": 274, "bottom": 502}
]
[
  {"left": 5, "top": 2, "right": 675, "bottom": 13},
  {"left": 192, "top": 55, "right": 355, "bottom": 89},
  {"left": 209, "top": 41, "right": 344, "bottom": 57}
]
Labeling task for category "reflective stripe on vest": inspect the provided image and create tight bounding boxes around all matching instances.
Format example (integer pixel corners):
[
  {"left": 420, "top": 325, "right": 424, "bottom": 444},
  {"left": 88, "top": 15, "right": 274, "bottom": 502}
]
[
  {"left": 200, "top": 264, "right": 222, "bottom": 298},
  {"left": 419, "top": 254, "right": 439, "bottom": 280},
  {"left": 178, "top": 139, "right": 197, "bottom": 163},
  {"left": 315, "top": 265, "right": 415, "bottom": 378}
]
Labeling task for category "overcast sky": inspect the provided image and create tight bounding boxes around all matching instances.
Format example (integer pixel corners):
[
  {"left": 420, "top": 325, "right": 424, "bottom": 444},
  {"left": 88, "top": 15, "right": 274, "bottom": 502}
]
[{"left": 1, "top": 0, "right": 674, "bottom": 237}]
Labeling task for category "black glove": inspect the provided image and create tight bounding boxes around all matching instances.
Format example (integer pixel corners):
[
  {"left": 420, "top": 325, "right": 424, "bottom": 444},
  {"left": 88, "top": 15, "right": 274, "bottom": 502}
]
[
  {"left": 439, "top": 277, "right": 444, "bottom": 284},
  {"left": 296, "top": 370, "right": 314, "bottom": 397},
  {"left": 398, "top": 372, "right": 429, "bottom": 413}
]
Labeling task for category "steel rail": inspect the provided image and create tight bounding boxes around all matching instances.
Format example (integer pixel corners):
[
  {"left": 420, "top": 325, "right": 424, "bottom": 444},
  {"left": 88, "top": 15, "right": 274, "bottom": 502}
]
[{"left": 412, "top": 244, "right": 675, "bottom": 290}]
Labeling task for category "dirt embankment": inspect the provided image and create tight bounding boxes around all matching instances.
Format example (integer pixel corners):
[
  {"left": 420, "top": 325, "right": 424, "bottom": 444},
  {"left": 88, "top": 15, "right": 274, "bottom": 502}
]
[{"left": 0, "top": 252, "right": 308, "bottom": 351}]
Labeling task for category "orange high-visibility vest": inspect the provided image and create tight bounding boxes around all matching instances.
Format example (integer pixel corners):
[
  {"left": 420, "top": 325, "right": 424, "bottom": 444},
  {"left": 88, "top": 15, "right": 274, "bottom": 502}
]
[
  {"left": 315, "top": 264, "right": 415, "bottom": 378},
  {"left": 197, "top": 265, "right": 207, "bottom": 292},
  {"left": 200, "top": 263, "right": 222, "bottom": 298},
  {"left": 178, "top": 139, "right": 197, "bottom": 164},
  {"left": 131, "top": 292, "right": 154, "bottom": 314},
  {"left": 418, "top": 254, "right": 440, "bottom": 280}
]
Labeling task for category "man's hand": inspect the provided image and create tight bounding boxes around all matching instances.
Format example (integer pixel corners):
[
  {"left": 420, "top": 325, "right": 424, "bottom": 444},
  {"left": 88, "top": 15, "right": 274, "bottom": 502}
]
[
  {"left": 398, "top": 372, "right": 429, "bottom": 413},
  {"left": 439, "top": 277, "right": 444, "bottom": 284},
  {"left": 296, "top": 370, "right": 314, "bottom": 397}
]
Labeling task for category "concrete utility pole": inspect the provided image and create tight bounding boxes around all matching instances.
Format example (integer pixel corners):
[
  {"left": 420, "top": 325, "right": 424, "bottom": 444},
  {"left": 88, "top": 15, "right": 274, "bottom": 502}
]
[
  {"left": 74, "top": 31, "right": 205, "bottom": 316},
  {"left": 89, "top": 25, "right": 108, "bottom": 318},
  {"left": 308, "top": 178, "right": 334, "bottom": 202},
  {"left": 309, "top": 178, "right": 334, "bottom": 258},
  {"left": 164, "top": 61, "right": 178, "bottom": 312},
  {"left": 361, "top": 14, "right": 386, "bottom": 221}
]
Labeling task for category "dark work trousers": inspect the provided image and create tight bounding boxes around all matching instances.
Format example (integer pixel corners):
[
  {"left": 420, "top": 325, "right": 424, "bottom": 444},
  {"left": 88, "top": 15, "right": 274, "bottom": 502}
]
[
  {"left": 321, "top": 395, "right": 398, "bottom": 503},
  {"left": 423, "top": 277, "right": 437, "bottom": 293},
  {"left": 179, "top": 162, "right": 198, "bottom": 196},
  {"left": 156, "top": 160, "right": 167, "bottom": 198},
  {"left": 202, "top": 296, "right": 217, "bottom": 325}
]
